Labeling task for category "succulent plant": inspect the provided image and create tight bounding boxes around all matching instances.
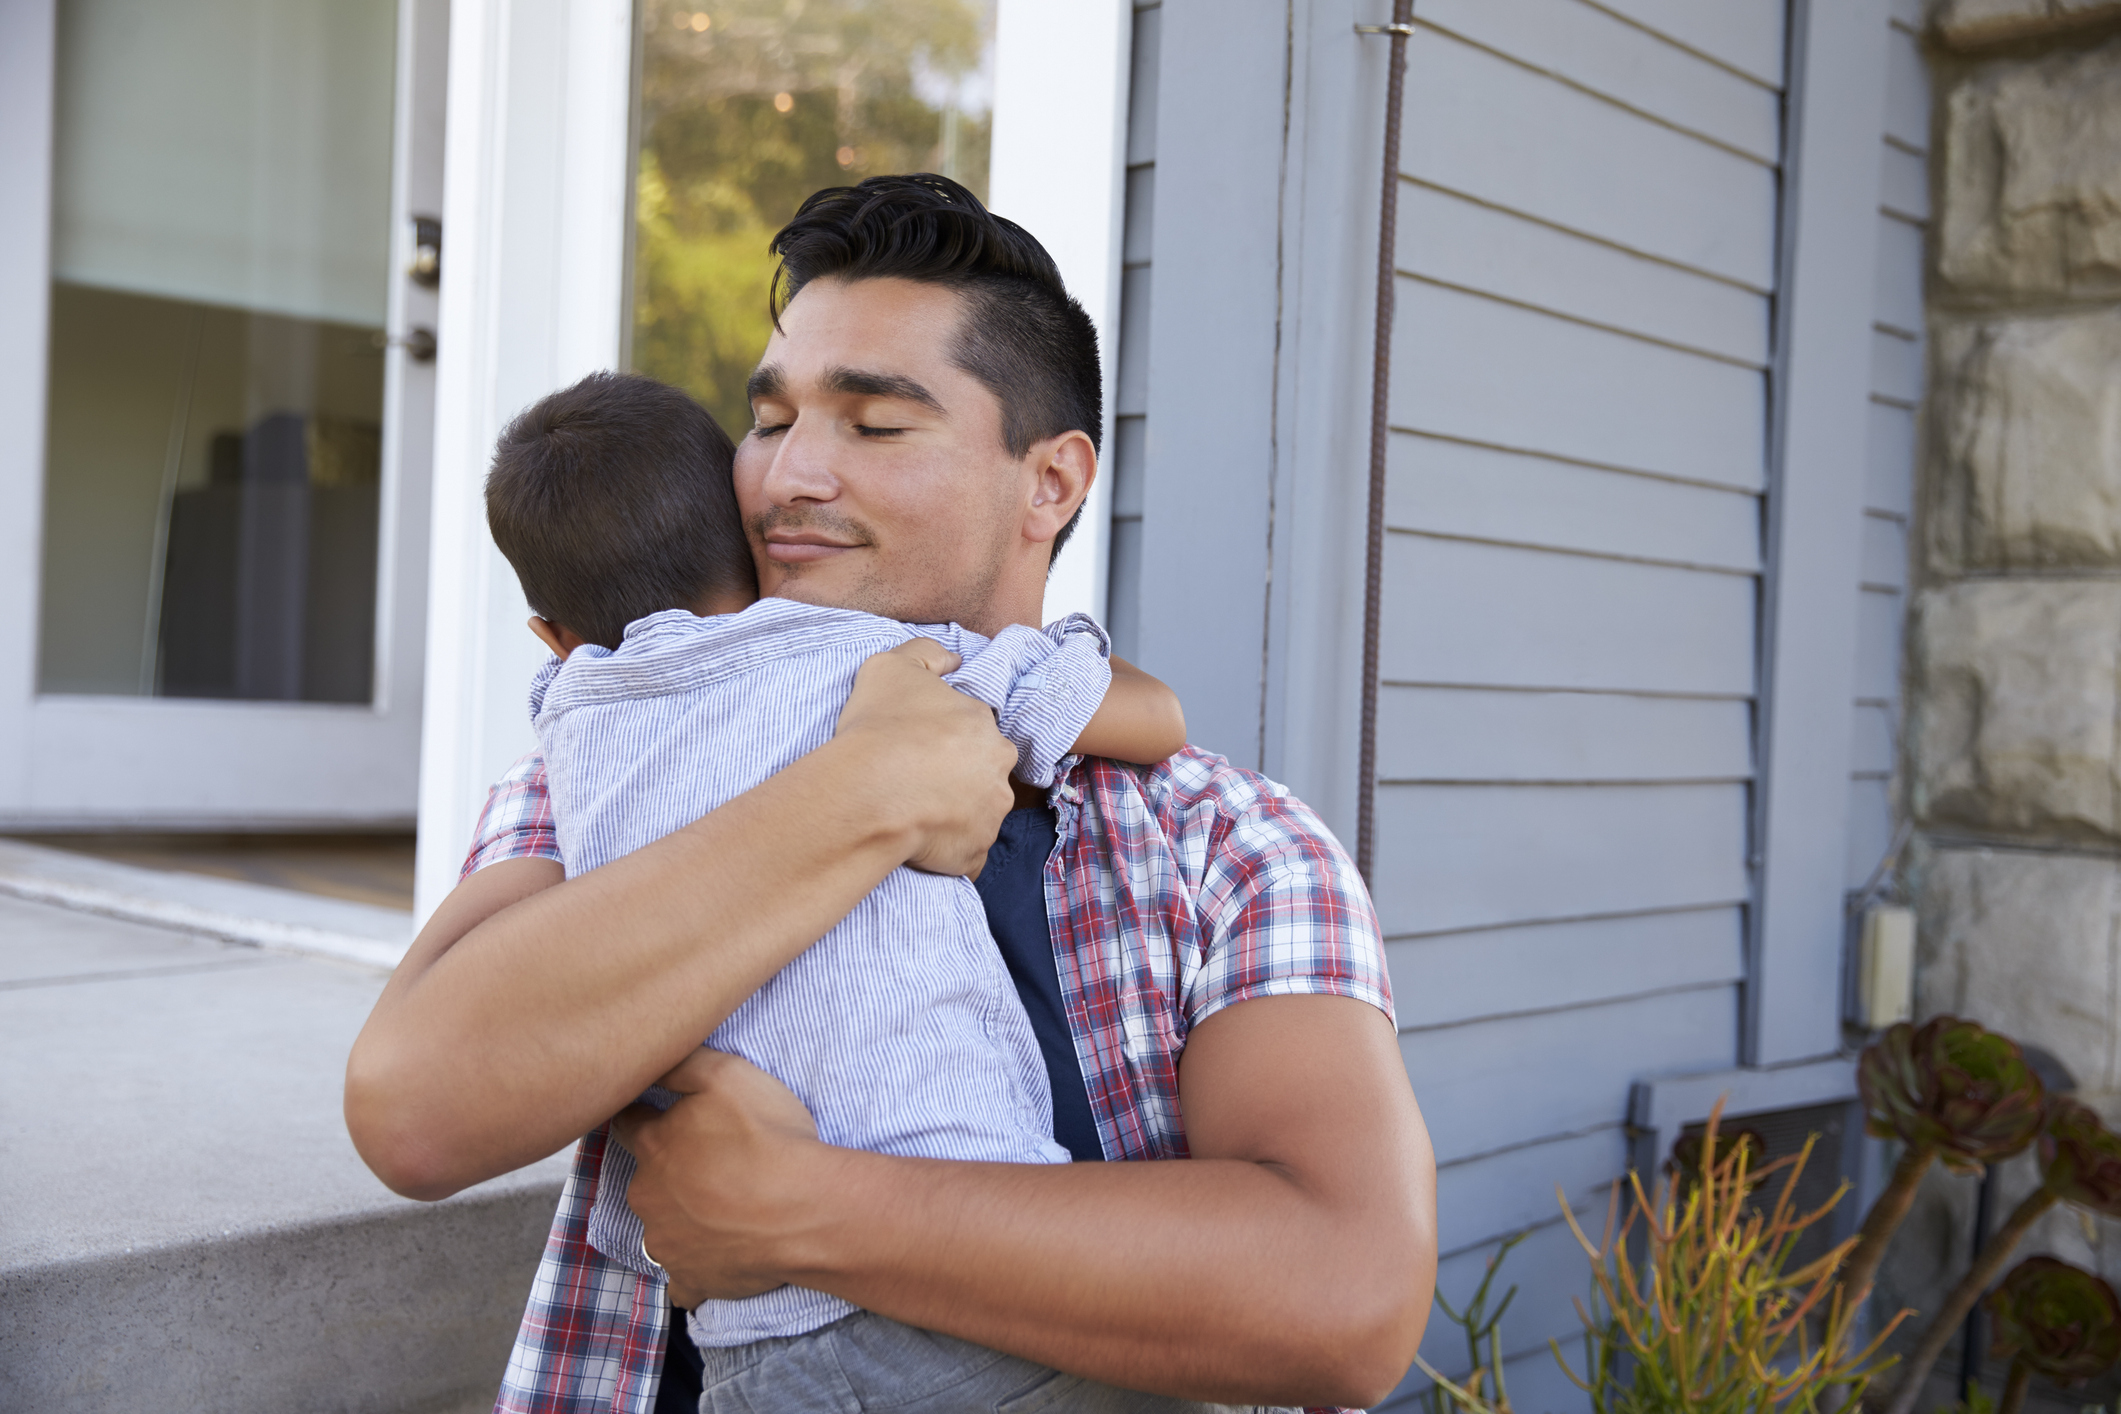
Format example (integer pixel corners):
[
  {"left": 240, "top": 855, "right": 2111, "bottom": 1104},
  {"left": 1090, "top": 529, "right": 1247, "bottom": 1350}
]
[
  {"left": 1858, "top": 1017, "right": 2047, "bottom": 1171},
  {"left": 1883, "top": 1102, "right": 2121, "bottom": 1414},
  {"left": 1841, "top": 1018, "right": 2050, "bottom": 1312},
  {"left": 1987, "top": 1256, "right": 2121, "bottom": 1391},
  {"left": 2039, "top": 1098, "right": 2121, "bottom": 1217}
]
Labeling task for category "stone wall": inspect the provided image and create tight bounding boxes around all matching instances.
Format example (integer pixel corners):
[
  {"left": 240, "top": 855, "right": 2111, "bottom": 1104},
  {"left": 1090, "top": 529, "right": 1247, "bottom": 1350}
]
[
  {"left": 1910, "top": 3, "right": 2121, "bottom": 1113},
  {"left": 1889, "top": 0, "right": 2121, "bottom": 1385}
]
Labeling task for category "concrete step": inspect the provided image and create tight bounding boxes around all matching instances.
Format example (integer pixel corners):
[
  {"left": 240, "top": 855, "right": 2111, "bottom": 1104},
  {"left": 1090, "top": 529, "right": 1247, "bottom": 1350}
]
[{"left": 0, "top": 886, "right": 570, "bottom": 1414}]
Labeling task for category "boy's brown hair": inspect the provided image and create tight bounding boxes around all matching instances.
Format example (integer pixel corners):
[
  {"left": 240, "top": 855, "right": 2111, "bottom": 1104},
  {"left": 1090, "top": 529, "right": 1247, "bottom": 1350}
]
[{"left": 486, "top": 371, "right": 753, "bottom": 650}]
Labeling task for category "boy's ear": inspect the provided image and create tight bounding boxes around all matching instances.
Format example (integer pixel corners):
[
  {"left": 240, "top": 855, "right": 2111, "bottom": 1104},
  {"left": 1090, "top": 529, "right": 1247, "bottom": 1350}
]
[{"left": 527, "top": 616, "right": 584, "bottom": 659}]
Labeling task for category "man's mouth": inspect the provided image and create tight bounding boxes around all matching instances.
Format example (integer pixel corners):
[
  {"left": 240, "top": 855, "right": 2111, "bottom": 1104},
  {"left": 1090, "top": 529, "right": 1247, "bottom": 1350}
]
[{"left": 761, "top": 532, "right": 863, "bottom": 565}]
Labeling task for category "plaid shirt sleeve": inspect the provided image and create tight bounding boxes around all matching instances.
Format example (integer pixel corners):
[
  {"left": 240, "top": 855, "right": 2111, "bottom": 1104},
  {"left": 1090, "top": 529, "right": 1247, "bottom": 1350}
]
[
  {"left": 461, "top": 751, "right": 562, "bottom": 879},
  {"left": 1184, "top": 783, "right": 1394, "bottom": 1032}
]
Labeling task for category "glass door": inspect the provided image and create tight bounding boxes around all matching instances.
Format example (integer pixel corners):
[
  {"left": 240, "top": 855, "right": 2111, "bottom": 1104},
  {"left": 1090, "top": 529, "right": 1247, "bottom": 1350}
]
[{"left": 3, "top": 0, "right": 446, "bottom": 827}]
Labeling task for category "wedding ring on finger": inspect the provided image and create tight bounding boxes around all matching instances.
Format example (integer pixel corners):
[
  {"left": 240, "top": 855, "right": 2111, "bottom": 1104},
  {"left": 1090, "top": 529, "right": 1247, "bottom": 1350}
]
[{"left": 641, "top": 1235, "right": 666, "bottom": 1277}]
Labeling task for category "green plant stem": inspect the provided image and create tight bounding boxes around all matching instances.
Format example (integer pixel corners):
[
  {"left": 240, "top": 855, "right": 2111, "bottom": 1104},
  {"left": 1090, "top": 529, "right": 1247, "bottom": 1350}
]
[
  {"left": 1995, "top": 1357, "right": 2034, "bottom": 1414},
  {"left": 1841, "top": 1143, "right": 1936, "bottom": 1306},
  {"left": 1882, "top": 1187, "right": 2062, "bottom": 1414}
]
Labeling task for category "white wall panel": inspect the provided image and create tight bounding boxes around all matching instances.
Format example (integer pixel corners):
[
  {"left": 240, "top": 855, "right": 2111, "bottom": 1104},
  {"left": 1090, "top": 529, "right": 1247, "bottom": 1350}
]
[
  {"left": 1393, "top": 283, "right": 1769, "bottom": 489},
  {"left": 1381, "top": 537, "right": 1759, "bottom": 696},
  {"left": 1847, "top": 776, "right": 1895, "bottom": 889},
  {"left": 1884, "top": 21, "right": 1931, "bottom": 151},
  {"left": 1377, "top": 686, "right": 1754, "bottom": 783},
  {"left": 1852, "top": 701, "right": 1897, "bottom": 774},
  {"left": 1400, "top": 30, "right": 1779, "bottom": 288},
  {"left": 1873, "top": 214, "right": 1927, "bottom": 332},
  {"left": 1388, "top": 906, "right": 1747, "bottom": 1026},
  {"left": 1395, "top": 185, "right": 1770, "bottom": 366},
  {"left": 1387, "top": 434, "right": 1763, "bottom": 571},
  {"left": 1415, "top": 0, "right": 1783, "bottom": 161},
  {"left": 1402, "top": 985, "right": 1739, "bottom": 1162},
  {"left": 1371, "top": 782, "right": 1752, "bottom": 937}
]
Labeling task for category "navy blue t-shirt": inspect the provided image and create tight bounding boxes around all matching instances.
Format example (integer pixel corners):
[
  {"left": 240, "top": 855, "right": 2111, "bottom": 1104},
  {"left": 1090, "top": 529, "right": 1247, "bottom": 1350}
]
[{"left": 972, "top": 805, "right": 1104, "bottom": 1165}]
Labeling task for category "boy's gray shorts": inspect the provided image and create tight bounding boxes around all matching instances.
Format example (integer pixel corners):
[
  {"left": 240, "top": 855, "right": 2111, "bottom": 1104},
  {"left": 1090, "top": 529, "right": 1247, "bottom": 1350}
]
[{"left": 694, "top": 1311, "right": 1302, "bottom": 1414}]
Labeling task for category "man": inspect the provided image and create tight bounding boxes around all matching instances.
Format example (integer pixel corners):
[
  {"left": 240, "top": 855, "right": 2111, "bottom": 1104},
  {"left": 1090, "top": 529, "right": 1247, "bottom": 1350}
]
[{"left": 346, "top": 175, "right": 1436, "bottom": 1412}]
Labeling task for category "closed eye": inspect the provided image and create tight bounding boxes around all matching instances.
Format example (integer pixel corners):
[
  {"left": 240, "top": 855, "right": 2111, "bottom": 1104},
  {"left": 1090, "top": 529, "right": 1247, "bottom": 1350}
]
[
  {"left": 751, "top": 421, "right": 790, "bottom": 438},
  {"left": 855, "top": 425, "right": 908, "bottom": 438}
]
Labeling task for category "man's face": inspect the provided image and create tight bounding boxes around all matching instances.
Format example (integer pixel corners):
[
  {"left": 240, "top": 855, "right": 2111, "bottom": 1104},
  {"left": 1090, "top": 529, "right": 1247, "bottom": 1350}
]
[{"left": 734, "top": 276, "right": 1036, "bottom": 631}]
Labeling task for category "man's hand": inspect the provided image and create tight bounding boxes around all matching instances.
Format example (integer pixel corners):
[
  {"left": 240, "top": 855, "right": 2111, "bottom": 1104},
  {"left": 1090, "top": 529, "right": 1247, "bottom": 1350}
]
[
  {"left": 613, "top": 1048, "right": 832, "bottom": 1307},
  {"left": 837, "top": 638, "right": 1016, "bottom": 877}
]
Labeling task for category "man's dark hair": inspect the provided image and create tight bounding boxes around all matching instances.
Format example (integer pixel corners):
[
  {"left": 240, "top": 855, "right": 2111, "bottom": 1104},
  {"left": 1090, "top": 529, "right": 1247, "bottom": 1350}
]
[
  {"left": 486, "top": 371, "right": 751, "bottom": 650},
  {"left": 769, "top": 173, "right": 1102, "bottom": 558}
]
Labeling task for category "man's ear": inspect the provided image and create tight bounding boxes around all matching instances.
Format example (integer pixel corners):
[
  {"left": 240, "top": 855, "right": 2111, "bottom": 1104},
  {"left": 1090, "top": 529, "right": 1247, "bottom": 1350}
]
[
  {"left": 1024, "top": 429, "right": 1097, "bottom": 549},
  {"left": 527, "top": 616, "right": 585, "bottom": 659}
]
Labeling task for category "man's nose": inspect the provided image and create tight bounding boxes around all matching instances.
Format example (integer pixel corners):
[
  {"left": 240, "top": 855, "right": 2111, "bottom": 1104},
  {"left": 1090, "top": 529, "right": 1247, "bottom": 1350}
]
[{"left": 758, "top": 413, "right": 841, "bottom": 505}]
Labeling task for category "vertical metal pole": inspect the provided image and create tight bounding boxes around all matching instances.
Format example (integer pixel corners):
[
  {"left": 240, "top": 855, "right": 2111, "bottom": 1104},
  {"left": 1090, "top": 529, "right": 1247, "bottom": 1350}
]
[{"left": 1356, "top": 2, "right": 1414, "bottom": 883}]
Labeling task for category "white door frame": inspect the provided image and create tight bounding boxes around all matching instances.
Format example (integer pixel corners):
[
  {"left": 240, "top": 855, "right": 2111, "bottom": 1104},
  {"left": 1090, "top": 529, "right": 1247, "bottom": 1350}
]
[
  {"left": 409, "top": 0, "right": 635, "bottom": 916},
  {"left": 990, "top": 0, "right": 1133, "bottom": 628},
  {"left": 0, "top": 0, "right": 449, "bottom": 831}
]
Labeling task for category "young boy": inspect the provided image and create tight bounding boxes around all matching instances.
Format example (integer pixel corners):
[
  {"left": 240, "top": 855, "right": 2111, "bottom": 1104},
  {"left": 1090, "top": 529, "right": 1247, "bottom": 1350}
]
[{"left": 484, "top": 371, "right": 1186, "bottom": 1396}]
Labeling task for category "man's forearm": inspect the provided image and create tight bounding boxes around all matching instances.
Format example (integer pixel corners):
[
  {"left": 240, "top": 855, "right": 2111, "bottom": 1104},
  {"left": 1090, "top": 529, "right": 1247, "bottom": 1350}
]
[
  {"left": 783, "top": 1149, "right": 1427, "bottom": 1407},
  {"left": 346, "top": 739, "right": 926, "bottom": 1197},
  {"left": 623, "top": 996, "right": 1436, "bottom": 1408}
]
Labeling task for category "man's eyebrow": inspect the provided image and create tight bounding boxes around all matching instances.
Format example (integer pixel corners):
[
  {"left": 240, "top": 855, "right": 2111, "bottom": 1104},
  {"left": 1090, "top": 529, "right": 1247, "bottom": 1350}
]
[
  {"left": 745, "top": 364, "right": 785, "bottom": 403},
  {"left": 822, "top": 365, "right": 946, "bottom": 415}
]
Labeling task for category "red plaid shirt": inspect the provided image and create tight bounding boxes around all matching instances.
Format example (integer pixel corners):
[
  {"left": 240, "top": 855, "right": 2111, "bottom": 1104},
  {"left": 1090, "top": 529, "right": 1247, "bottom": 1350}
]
[{"left": 476, "top": 746, "right": 1392, "bottom": 1413}]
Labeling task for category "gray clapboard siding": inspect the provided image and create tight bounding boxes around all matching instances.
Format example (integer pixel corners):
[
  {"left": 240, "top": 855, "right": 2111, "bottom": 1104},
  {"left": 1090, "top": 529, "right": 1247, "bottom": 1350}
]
[
  {"left": 1387, "top": 907, "right": 1746, "bottom": 1029},
  {"left": 1401, "top": 31, "right": 1778, "bottom": 288},
  {"left": 1871, "top": 327, "right": 1924, "bottom": 404},
  {"left": 1395, "top": 185, "right": 1771, "bottom": 366},
  {"left": 1381, "top": 537, "right": 1758, "bottom": 696},
  {"left": 1403, "top": 985, "right": 1740, "bottom": 1164},
  {"left": 1862, "top": 514, "right": 1908, "bottom": 591},
  {"left": 1390, "top": 1339, "right": 1605, "bottom": 1414},
  {"left": 1881, "top": 142, "right": 1930, "bottom": 222},
  {"left": 1852, "top": 702, "right": 1897, "bottom": 776},
  {"left": 1104, "top": 0, "right": 1158, "bottom": 663},
  {"left": 1585, "top": 0, "right": 1789, "bottom": 89},
  {"left": 1855, "top": 587, "right": 1904, "bottom": 705},
  {"left": 1387, "top": 435, "right": 1764, "bottom": 573},
  {"left": 1416, "top": 0, "right": 1784, "bottom": 162},
  {"left": 1371, "top": 783, "right": 1751, "bottom": 938},
  {"left": 1866, "top": 402, "right": 1918, "bottom": 515},
  {"left": 1434, "top": 1126, "right": 1629, "bottom": 1254},
  {"left": 1874, "top": 215, "right": 1926, "bottom": 333},
  {"left": 1883, "top": 19, "right": 1931, "bottom": 150},
  {"left": 1848, "top": 777, "right": 1896, "bottom": 889},
  {"left": 1392, "top": 284, "right": 1769, "bottom": 490},
  {"left": 1376, "top": 687, "right": 1753, "bottom": 783}
]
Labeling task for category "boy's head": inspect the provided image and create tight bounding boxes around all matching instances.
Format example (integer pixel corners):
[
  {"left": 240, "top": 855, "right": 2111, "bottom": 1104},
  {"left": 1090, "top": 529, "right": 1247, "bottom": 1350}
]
[{"left": 486, "top": 371, "right": 752, "bottom": 651}]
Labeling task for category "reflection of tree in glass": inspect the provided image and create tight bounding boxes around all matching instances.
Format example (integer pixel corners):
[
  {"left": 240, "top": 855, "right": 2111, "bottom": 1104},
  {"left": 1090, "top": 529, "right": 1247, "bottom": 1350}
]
[{"left": 633, "top": 0, "right": 993, "bottom": 434}]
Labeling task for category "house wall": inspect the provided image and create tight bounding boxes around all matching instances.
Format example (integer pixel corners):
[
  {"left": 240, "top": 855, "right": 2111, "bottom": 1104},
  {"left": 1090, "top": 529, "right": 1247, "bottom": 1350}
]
[
  {"left": 1883, "top": 0, "right": 2121, "bottom": 1357},
  {"left": 1109, "top": 2, "right": 1898, "bottom": 1404}
]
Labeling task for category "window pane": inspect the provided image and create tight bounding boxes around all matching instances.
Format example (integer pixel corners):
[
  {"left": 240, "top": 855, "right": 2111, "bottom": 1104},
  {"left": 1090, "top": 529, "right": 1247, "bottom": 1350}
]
[
  {"left": 632, "top": 0, "right": 997, "bottom": 437},
  {"left": 38, "top": 0, "right": 397, "bottom": 702}
]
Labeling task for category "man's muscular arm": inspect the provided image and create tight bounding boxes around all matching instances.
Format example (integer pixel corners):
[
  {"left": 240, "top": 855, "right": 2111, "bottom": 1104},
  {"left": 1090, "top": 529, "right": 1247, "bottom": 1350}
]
[
  {"left": 615, "top": 994, "right": 1437, "bottom": 1408},
  {"left": 344, "top": 640, "right": 1017, "bottom": 1201}
]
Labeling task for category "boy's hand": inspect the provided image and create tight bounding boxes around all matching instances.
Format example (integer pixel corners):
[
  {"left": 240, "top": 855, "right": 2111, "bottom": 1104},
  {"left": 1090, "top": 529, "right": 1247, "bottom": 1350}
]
[
  {"left": 835, "top": 638, "right": 1015, "bottom": 879},
  {"left": 614, "top": 1048, "right": 826, "bottom": 1307}
]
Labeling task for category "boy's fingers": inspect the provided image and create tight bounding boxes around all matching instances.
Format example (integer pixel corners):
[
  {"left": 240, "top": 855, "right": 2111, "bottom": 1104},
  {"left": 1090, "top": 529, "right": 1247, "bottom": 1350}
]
[{"left": 888, "top": 637, "right": 962, "bottom": 676}]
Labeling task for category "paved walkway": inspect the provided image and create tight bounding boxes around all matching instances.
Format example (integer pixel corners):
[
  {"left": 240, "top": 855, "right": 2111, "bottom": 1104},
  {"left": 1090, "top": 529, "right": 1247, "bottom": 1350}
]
[{"left": 0, "top": 888, "right": 569, "bottom": 1413}]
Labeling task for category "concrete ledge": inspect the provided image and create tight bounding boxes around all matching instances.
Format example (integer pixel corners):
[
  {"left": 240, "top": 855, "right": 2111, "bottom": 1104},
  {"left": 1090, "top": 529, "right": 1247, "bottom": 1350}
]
[
  {"left": 0, "top": 893, "right": 568, "bottom": 1413},
  {"left": 0, "top": 837, "right": 413, "bottom": 969},
  {"left": 1, "top": 1187, "right": 559, "bottom": 1414}
]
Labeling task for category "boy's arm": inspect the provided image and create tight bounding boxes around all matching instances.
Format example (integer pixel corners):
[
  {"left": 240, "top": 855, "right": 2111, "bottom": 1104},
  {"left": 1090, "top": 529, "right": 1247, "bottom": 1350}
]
[{"left": 1071, "top": 655, "right": 1186, "bottom": 765}]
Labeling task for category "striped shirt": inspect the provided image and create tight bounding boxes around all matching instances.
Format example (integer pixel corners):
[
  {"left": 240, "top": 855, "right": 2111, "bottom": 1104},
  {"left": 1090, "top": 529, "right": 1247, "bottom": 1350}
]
[
  {"left": 530, "top": 599, "right": 1096, "bottom": 1347},
  {"left": 477, "top": 644, "right": 1394, "bottom": 1414}
]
